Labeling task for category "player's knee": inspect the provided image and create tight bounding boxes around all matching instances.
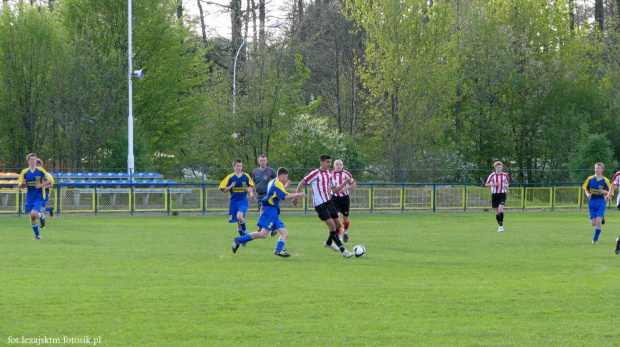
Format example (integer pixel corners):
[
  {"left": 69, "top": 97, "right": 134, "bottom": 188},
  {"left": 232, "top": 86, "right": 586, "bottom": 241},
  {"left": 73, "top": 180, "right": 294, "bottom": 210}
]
[{"left": 279, "top": 229, "right": 289, "bottom": 239}]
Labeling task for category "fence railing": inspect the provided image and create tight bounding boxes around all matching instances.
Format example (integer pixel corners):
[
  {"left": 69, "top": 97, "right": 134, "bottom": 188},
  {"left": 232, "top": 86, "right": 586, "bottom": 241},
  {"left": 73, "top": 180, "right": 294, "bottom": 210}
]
[{"left": 0, "top": 182, "right": 609, "bottom": 216}]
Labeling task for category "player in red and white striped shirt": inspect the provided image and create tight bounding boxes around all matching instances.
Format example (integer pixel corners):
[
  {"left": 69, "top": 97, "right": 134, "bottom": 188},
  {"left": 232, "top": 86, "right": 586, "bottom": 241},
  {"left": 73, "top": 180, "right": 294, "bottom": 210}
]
[
  {"left": 485, "top": 161, "right": 510, "bottom": 232},
  {"left": 605, "top": 171, "right": 620, "bottom": 254},
  {"left": 331, "top": 159, "right": 356, "bottom": 242},
  {"left": 293, "top": 154, "right": 355, "bottom": 258}
]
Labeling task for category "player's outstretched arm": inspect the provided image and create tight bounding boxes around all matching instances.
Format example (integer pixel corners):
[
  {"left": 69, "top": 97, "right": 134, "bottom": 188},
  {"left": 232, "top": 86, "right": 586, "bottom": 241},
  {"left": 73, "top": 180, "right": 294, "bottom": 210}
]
[
  {"left": 292, "top": 180, "right": 306, "bottom": 206},
  {"left": 285, "top": 192, "right": 306, "bottom": 200}
]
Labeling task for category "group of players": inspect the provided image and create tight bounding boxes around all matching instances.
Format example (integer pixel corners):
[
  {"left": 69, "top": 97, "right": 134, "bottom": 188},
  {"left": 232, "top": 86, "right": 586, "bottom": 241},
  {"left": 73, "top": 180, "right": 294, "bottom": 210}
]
[
  {"left": 17, "top": 153, "right": 620, "bottom": 255},
  {"left": 17, "top": 153, "right": 54, "bottom": 239},
  {"left": 486, "top": 160, "right": 620, "bottom": 255},
  {"left": 220, "top": 154, "right": 357, "bottom": 258}
]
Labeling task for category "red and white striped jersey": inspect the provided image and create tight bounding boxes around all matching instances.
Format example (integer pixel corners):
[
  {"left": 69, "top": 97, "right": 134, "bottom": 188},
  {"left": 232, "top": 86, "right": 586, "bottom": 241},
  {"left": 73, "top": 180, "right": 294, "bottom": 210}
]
[
  {"left": 332, "top": 170, "right": 353, "bottom": 197},
  {"left": 303, "top": 169, "right": 336, "bottom": 207},
  {"left": 613, "top": 172, "right": 620, "bottom": 205},
  {"left": 612, "top": 172, "right": 620, "bottom": 186},
  {"left": 486, "top": 172, "right": 509, "bottom": 194}
]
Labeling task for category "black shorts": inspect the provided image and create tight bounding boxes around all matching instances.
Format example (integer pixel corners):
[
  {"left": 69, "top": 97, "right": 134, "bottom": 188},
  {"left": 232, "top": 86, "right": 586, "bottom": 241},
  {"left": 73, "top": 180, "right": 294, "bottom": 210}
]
[
  {"left": 491, "top": 193, "right": 507, "bottom": 209},
  {"left": 331, "top": 195, "right": 350, "bottom": 216},
  {"left": 314, "top": 201, "right": 339, "bottom": 221}
]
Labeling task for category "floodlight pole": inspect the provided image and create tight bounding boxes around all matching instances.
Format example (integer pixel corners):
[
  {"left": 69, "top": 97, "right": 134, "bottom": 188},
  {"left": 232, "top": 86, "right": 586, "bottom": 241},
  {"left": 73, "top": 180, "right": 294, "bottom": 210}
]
[
  {"left": 232, "top": 22, "right": 283, "bottom": 119},
  {"left": 127, "top": 0, "right": 135, "bottom": 176}
]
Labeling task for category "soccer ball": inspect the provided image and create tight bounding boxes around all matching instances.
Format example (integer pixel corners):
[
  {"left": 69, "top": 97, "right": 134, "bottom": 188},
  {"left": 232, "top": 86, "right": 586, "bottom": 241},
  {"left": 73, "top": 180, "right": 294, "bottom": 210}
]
[{"left": 353, "top": 245, "right": 366, "bottom": 257}]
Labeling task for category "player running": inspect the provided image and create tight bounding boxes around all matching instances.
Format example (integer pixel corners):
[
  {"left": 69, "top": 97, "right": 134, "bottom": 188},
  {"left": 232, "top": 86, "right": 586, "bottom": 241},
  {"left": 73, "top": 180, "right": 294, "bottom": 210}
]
[
  {"left": 219, "top": 159, "right": 255, "bottom": 243},
  {"left": 584, "top": 162, "right": 610, "bottom": 244},
  {"left": 293, "top": 154, "right": 354, "bottom": 258},
  {"left": 17, "top": 153, "right": 51, "bottom": 240},
  {"left": 331, "top": 159, "right": 356, "bottom": 242},
  {"left": 232, "top": 167, "right": 306, "bottom": 257},
  {"left": 485, "top": 161, "right": 509, "bottom": 232}
]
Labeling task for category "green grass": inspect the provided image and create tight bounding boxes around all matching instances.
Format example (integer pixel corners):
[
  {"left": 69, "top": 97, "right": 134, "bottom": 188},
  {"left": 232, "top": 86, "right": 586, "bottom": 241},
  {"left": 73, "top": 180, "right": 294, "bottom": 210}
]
[{"left": 1, "top": 211, "right": 619, "bottom": 346}]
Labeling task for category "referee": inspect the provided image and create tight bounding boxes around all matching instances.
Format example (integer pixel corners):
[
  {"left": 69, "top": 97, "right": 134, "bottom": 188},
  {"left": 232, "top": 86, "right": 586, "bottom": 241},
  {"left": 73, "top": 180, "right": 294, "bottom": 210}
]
[{"left": 252, "top": 155, "right": 277, "bottom": 231}]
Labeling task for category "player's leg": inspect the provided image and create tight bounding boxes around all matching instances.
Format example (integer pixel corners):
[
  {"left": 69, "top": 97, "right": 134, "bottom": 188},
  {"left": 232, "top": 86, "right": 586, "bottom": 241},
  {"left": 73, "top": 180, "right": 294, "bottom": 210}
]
[
  {"left": 591, "top": 200, "right": 604, "bottom": 243},
  {"left": 236, "top": 199, "right": 249, "bottom": 236},
  {"left": 27, "top": 202, "right": 41, "bottom": 239},
  {"left": 39, "top": 202, "right": 46, "bottom": 228},
  {"left": 325, "top": 202, "right": 353, "bottom": 257},
  {"left": 273, "top": 227, "right": 290, "bottom": 257},
  {"left": 341, "top": 196, "right": 351, "bottom": 242}
]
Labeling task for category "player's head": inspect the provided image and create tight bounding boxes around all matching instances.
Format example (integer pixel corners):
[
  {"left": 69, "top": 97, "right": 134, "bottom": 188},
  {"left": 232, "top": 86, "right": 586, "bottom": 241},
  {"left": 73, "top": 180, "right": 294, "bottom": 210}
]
[
  {"left": 595, "top": 162, "right": 604, "bottom": 174},
  {"left": 277, "top": 167, "right": 289, "bottom": 182},
  {"left": 35, "top": 158, "right": 43, "bottom": 168},
  {"left": 334, "top": 159, "right": 344, "bottom": 171},
  {"left": 494, "top": 161, "right": 503, "bottom": 172},
  {"left": 258, "top": 155, "right": 268, "bottom": 167},
  {"left": 233, "top": 159, "right": 242, "bottom": 172},
  {"left": 319, "top": 154, "right": 332, "bottom": 170},
  {"left": 26, "top": 153, "right": 37, "bottom": 166}
]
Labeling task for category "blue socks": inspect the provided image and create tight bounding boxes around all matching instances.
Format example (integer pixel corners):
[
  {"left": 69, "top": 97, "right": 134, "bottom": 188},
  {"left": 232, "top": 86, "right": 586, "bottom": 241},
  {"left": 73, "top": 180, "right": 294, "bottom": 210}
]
[
  {"left": 236, "top": 234, "right": 253, "bottom": 244},
  {"left": 275, "top": 239, "right": 285, "bottom": 251},
  {"left": 594, "top": 228, "right": 601, "bottom": 242},
  {"left": 32, "top": 224, "right": 40, "bottom": 237}
]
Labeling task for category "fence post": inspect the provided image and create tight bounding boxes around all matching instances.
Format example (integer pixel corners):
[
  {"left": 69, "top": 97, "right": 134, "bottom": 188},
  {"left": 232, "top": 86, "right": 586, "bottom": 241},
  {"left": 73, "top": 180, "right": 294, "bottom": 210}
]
[
  {"left": 462, "top": 184, "right": 467, "bottom": 210},
  {"left": 94, "top": 186, "right": 98, "bottom": 216},
  {"left": 167, "top": 185, "right": 171, "bottom": 216},
  {"left": 202, "top": 181, "right": 206, "bottom": 216},
  {"left": 551, "top": 183, "right": 555, "bottom": 211},
  {"left": 370, "top": 184, "right": 374, "bottom": 213},
  {"left": 18, "top": 187, "right": 21, "bottom": 217},
  {"left": 432, "top": 184, "right": 436, "bottom": 213},
  {"left": 401, "top": 183, "right": 405, "bottom": 213}
]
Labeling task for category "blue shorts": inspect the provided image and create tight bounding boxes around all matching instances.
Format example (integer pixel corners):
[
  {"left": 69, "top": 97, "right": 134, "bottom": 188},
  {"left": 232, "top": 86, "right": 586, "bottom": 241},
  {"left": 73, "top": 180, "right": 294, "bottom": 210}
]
[
  {"left": 589, "top": 198, "right": 606, "bottom": 220},
  {"left": 257, "top": 206, "right": 285, "bottom": 231},
  {"left": 41, "top": 198, "right": 49, "bottom": 208},
  {"left": 25, "top": 200, "right": 44, "bottom": 213},
  {"left": 228, "top": 199, "right": 249, "bottom": 223}
]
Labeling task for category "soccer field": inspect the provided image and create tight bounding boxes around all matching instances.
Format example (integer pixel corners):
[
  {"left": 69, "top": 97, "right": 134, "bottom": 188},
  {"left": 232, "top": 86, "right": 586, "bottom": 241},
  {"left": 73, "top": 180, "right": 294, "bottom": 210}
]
[{"left": 2, "top": 211, "right": 619, "bottom": 346}]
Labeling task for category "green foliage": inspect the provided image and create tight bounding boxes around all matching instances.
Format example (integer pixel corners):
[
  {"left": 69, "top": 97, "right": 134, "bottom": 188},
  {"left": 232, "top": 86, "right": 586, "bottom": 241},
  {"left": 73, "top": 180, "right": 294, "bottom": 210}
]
[
  {"left": 570, "top": 132, "right": 618, "bottom": 180},
  {"left": 270, "top": 114, "right": 364, "bottom": 179}
]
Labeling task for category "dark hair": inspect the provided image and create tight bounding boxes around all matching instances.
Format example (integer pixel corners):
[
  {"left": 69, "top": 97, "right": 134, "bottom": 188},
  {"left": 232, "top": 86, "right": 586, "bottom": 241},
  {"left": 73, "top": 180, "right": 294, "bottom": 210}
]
[
  {"left": 233, "top": 159, "right": 242, "bottom": 166},
  {"left": 277, "top": 167, "right": 288, "bottom": 176},
  {"left": 320, "top": 154, "right": 331, "bottom": 162}
]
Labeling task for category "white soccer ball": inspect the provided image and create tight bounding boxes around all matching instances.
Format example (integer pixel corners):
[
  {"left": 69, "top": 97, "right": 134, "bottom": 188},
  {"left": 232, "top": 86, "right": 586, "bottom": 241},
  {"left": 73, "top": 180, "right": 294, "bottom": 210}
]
[{"left": 353, "top": 245, "right": 366, "bottom": 257}]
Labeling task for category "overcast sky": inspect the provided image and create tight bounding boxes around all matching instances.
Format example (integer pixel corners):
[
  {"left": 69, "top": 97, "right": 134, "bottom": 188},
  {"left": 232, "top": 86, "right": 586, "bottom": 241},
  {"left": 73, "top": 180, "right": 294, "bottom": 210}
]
[{"left": 184, "top": 0, "right": 289, "bottom": 38}]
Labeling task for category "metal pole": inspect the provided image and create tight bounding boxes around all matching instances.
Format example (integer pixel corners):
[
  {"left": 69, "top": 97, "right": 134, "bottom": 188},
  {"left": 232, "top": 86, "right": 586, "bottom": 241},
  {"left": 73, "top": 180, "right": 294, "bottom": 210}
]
[
  {"left": 232, "top": 22, "right": 282, "bottom": 119},
  {"left": 232, "top": 39, "right": 247, "bottom": 120},
  {"left": 127, "top": 0, "right": 135, "bottom": 175}
]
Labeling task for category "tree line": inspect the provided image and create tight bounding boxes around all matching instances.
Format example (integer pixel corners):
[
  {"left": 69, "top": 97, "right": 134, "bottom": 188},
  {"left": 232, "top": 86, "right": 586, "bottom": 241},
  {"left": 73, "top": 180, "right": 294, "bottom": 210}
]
[{"left": 1, "top": 0, "right": 619, "bottom": 184}]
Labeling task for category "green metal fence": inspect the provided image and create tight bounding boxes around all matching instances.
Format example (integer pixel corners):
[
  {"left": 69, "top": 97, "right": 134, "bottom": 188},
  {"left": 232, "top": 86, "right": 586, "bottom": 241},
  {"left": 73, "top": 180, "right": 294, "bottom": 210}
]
[{"left": 0, "top": 183, "right": 601, "bottom": 216}]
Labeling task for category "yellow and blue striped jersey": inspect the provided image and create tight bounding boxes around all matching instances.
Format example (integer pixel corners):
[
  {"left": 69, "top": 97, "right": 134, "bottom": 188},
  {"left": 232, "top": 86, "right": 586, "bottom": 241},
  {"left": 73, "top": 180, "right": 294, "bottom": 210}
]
[
  {"left": 261, "top": 179, "right": 288, "bottom": 212},
  {"left": 582, "top": 175, "right": 611, "bottom": 200},
  {"left": 219, "top": 173, "right": 254, "bottom": 201},
  {"left": 18, "top": 167, "right": 50, "bottom": 202}
]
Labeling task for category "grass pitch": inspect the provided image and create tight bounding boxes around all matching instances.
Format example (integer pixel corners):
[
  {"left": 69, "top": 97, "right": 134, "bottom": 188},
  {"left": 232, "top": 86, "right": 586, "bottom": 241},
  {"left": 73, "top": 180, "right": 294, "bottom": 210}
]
[{"left": 1, "top": 211, "right": 619, "bottom": 346}]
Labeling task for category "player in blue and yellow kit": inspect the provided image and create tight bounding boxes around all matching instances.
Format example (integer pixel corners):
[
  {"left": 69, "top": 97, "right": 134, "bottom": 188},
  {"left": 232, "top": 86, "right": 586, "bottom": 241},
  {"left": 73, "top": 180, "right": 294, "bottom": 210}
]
[
  {"left": 36, "top": 158, "right": 54, "bottom": 228},
  {"left": 17, "top": 153, "right": 51, "bottom": 239},
  {"left": 232, "top": 167, "right": 307, "bottom": 257},
  {"left": 583, "top": 162, "right": 611, "bottom": 244},
  {"left": 219, "top": 159, "right": 255, "bottom": 240}
]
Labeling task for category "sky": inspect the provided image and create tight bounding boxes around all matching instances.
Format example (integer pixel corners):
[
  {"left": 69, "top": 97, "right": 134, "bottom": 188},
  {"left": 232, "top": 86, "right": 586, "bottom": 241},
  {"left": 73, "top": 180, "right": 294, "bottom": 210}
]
[{"left": 184, "top": 0, "right": 289, "bottom": 38}]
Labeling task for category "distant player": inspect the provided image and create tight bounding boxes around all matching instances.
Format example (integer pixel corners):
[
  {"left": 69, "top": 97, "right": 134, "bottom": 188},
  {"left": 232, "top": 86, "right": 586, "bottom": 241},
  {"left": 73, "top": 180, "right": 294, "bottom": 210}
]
[
  {"left": 485, "top": 161, "right": 509, "bottom": 232},
  {"left": 583, "top": 162, "right": 610, "bottom": 244},
  {"left": 604, "top": 169, "right": 620, "bottom": 253},
  {"left": 232, "top": 167, "right": 307, "bottom": 257},
  {"left": 17, "top": 153, "right": 50, "bottom": 240},
  {"left": 293, "top": 154, "right": 354, "bottom": 258},
  {"left": 331, "top": 159, "right": 356, "bottom": 242},
  {"left": 219, "top": 159, "right": 255, "bottom": 242},
  {"left": 36, "top": 158, "right": 54, "bottom": 227}
]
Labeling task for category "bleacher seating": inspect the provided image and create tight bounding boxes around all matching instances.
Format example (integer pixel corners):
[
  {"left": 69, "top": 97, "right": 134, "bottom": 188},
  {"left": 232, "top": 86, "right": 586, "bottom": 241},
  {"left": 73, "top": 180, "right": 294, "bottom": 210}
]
[{"left": 0, "top": 171, "right": 171, "bottom": 186}]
